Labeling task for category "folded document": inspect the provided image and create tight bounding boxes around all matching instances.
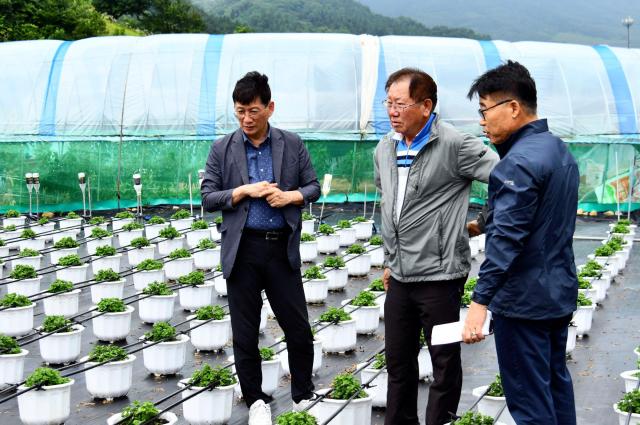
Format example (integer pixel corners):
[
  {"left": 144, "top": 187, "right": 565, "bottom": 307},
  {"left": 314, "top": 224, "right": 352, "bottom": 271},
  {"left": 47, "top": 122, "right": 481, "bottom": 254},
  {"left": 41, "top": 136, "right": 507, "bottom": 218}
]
[{"left": 431, "top": 311, "right": 492, "bottom": 345}]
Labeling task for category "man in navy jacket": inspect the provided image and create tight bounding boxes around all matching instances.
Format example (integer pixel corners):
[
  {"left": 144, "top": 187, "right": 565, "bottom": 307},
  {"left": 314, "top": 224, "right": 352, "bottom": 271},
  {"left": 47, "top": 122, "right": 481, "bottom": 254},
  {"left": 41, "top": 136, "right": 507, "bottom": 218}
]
[{"left": 463, "top": 61, "right": 579, "bottom": 425}]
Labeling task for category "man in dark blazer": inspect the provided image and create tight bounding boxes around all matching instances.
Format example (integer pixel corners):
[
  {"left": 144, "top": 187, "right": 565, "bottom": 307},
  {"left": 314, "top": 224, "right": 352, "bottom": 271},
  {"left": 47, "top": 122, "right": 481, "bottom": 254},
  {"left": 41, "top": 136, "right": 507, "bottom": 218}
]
[{"left": 201, "top": 71, "right": 320, "bottom": 425}]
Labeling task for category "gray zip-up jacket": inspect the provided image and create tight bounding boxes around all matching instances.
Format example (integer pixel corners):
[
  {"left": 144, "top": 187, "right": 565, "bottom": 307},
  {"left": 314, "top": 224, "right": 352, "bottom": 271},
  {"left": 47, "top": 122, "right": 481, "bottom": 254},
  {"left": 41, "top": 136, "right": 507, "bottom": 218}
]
[{"left": 374, "top": 116, "right": 499, "bottom": 283}]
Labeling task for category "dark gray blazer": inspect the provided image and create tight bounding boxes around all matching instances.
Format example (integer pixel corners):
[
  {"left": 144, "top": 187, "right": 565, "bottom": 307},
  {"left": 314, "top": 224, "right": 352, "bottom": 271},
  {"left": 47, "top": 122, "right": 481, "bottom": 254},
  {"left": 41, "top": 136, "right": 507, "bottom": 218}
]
[{"left": 201, "top": 127, "right": 321, "bottom": 279}]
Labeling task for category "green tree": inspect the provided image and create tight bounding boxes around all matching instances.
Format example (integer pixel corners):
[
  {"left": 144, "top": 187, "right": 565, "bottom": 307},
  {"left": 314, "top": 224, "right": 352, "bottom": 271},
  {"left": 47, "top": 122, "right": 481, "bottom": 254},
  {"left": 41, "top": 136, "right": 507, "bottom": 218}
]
[
  {"left": 92, "top": 0, "right": 152, "bottom": 19},
  {"left": 138, "top": 0, "right": 206, "bottom": 34}
]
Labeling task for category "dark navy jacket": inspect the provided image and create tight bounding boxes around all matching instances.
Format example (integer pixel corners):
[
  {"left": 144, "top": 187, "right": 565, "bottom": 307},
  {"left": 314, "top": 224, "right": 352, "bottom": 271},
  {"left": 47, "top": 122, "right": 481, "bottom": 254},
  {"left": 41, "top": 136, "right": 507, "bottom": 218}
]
[{"left": 472, "top": 119, "right": 579, "bottom": 320}]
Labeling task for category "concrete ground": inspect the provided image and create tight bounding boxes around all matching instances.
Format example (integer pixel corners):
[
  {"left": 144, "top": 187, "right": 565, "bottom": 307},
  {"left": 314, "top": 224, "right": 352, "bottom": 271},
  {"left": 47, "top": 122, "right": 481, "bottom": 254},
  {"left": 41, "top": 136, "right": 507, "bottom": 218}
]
[{"left": 0, "top": 207, "right": 637, "bottom": 425}]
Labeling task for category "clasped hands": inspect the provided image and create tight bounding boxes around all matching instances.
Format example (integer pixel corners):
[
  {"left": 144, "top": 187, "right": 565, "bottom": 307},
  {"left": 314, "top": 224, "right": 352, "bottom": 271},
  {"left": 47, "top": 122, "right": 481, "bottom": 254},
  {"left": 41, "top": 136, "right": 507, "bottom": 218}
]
[{"left": 243, "top": 181, "right": 296, "bottom": 208}]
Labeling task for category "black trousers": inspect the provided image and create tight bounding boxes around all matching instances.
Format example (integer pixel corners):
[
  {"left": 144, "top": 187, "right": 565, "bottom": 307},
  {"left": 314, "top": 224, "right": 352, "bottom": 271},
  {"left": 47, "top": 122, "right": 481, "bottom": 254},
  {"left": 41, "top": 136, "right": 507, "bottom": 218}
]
[
  {"left": 227, "top": 232, "right": 314, "bottom": 407},
  {"left": 384, "top": 276, "right": 466, "bottom": 425},
  {"left": 494, "top": 313, "right": 576, "bottom": 425}
]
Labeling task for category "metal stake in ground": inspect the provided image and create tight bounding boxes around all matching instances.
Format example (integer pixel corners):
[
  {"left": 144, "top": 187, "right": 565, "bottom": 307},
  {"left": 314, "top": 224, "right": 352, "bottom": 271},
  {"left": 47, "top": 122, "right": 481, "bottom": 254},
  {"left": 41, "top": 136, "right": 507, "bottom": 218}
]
[
  {"left": 78, "top": 172, "right": 87, "bottom": 216},
  {"left": 33, "top": 172, "right": 40, "bottom": 216},
  {"left": 319, "top": 173, "right": 333, "bottom": 227},
  {"left": 25, "top": 173, "right": 33, "bottom": 217},
  {"left": 198, "top": 169, "right": 205, "bottom": 219}
]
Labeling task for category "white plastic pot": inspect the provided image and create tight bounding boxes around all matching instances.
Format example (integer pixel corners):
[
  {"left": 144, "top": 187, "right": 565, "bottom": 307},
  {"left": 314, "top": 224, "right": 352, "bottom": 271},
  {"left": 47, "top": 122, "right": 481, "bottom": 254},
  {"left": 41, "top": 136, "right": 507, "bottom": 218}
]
[
  {"left": 92, "top": 306, "right": 134, "bottom": 342},
  {"left": 138, "top": 293, "right": 177, "bottom": 324},
  {"left": 117, "top": 229, "right": 144, "bottom": 248},
  {"left": 316, "top": 319, "right": 357, "bottom": 353},
  {"left": 158, "top": 236, "right": 185, "bottom": 256},
  {"left": 3, "top": 216, "right": 26, "bottom": 228},
  {"left": 210, "top": 226, "right": 221, "bottom": 241},
  {"left": 584, "top": 277, "right": 607, "bottom": 303},
  {"left": 32, "top": 223, "right": 55, "bottom": 240},
  {"left": 260, "top": 356, "right": 281, "bottom": 396},
  {"left": 188, "top": 315, "right": 232, "bottom": 351},
  {"left": 56, "top": 263, "right": 90, "bottom": 284},
  {"left": 86, "top": 236, "right": 114, "bottom": 256},
  {"left": 317, "top": 234, "right": 340, "bottom": 254},
  {"left": 107, "top": 411, "right": 178, "bottom": 425},
  {"left": 368, "top": 245, "right": 384, "bottom": 267},
  {"left": 300, "top": 241, "right": 318, "bottom": 262},
  {"left": 478, "top": 233, "right": 486, "bottom": 251},
  {"left": 578, "top": 288, "right": 597, "bottom": 303},
  {"left": 52, "top": 229, "right": 80, "bottom": 245},
  {"left": 163, "top": 257, "right": 194, "bottom": 280},
  {"left": 469, "top": 237, "right": 480, "bottom": 259},
  {"left": 361, "top": 365, "right": 387, "bottom": 408},
  {"left": 566, "top": 325, "right": 577, "bottom": 355},
  {"left": 179, "top": 280, "right": 215, "bottom": 311},
  {"left": 259, "top": 302, "right": 268, "bottom": 334},
  {"left": 418, "top": 345, "right": 433, "bottom": 381},
  {"left": 38, "top": 324, "right": 84, "bottom": 365},
  {"left": 82, "top": 354, "right": 136, "bottom": 400},
  {"left": 91, "top": 253, "right": 123, "bottom": 274},
  {"left": 344, "top": 253, "right": 371, "bottom": 276},
  {"left": 127, "top": 245, "right": 156, "bottom": 267},
  {"left": 337, "top": 228, "right": 357, "bottom": 246},
  {"left": 83, "top": 223, "right": 109, "bottom": 237},
  {"left": 0, "top": 303, "right": 35, "bottom": 337},
  {"left": 43, "top": 289, "right": 81, "bottom": 318},
  {"left": 326, "top": 267, "right": 348, "bottom": 291},
  {"left": 187, "top": 229, "right": 212, "bottom": 248},
  {"left": 304, "top": 278, "right": 329, "bottom": 304},
  {"left": 344, "top": 302, "right": 380, "bottom": 334},
  {"left": 7, "top": 276, "right": 41, "bottom": 297},
  {"left": 142, "top": 334, "right": 190, "bottom": 376},
  {"left": 472, "top": 385, "right": 516, "bottom": 425},
  {"left": 12, "top": 255, "right": 42, "bottom": 271},
  {"left": 91, "top": 279, "right": 125, "bottom": 304},
  {"left": 280, "top": 339, "right": 323, "bottom": 376},
  {"left": 145, "top": 223, "right": 169, "bottom": 241},
  {"left": 573, "top": 305, "right": 595, "bottom": 337},
  {"left": 17, "top": 237, "right": 46, "bottom": 252},
  {"left": 0, "top": 349, "right": 28, "bottom": 385},
  {"left": 179, "top": 379, "right": 236, "bottom": 425},
  {"left": 620, "top": 370, "right": 640, "bottom": 393},
  {"left": 309, "top": 388, "right": 372, "bottom": 425},
  {"left": 614, "top": 403, "right": 640, "bottom": 425},
  {"left": 353, "top": 220, "right": 374, "bottom": 240},
  {"left": 171, "top": 217, "right": 194, "bottom": 231},
  {"left": 214, "top": 275, "right": 227, "bottom": 296},
  {"left": 49, "top": 247, "right": 78, "bottom": 266},
  {"left": 133, "top": 268, "right": 165, "bottom": 291},
  {"left": 193, "top": 247, "right": 221, "bottom": 270},
  {"left": 111, "top": 217, "right": 135, "bottom": 232},
  {"left": 17, "top": 379, "right": 74, "bottom": 425},
  {"left": 2, "top": 229, "right": 21, "bottom": 248}
]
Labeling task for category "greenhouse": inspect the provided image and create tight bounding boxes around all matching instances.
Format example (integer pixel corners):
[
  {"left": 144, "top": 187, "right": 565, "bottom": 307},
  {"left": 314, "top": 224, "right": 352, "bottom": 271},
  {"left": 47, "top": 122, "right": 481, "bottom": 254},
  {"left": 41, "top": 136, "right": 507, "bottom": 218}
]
[{"left": 0, "top": 33, "right": 638, "bottom": 212}]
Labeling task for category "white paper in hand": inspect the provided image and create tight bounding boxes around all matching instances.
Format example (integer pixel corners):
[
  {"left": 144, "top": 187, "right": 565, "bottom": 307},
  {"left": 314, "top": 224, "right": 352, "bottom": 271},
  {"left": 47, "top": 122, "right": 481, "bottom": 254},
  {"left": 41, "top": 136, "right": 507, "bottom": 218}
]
[{"left": 431, "top": 311, "right": 492, "bottom": 346}]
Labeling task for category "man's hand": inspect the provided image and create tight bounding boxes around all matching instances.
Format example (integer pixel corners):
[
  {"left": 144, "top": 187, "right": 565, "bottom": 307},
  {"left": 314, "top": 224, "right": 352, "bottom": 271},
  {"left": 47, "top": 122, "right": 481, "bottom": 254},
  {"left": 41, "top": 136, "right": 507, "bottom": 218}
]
[
  {"left": 462, "top": 301, "right": 488, "bottom": 344},
  {"left": 265, "top": 186, "right": 304, "bottom": 208},
  {"left": 467, "top": 220, "right": 482, "bottom": 237},
  {"left": 231, "top": 181, "right": 276, "bottom": 206},
  {"left": 382, "top": 268, "right": 391, "bottom": 291}
]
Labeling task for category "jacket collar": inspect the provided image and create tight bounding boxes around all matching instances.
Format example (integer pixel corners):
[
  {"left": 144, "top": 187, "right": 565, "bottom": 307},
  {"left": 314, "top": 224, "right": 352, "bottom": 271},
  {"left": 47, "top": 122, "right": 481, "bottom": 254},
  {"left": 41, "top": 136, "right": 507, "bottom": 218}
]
[
  {"left": 230, "top": 125, "right": 284, "bottom": 186},
  {"left": 495, "top": 118, "right": 549, "bottom": 158}
]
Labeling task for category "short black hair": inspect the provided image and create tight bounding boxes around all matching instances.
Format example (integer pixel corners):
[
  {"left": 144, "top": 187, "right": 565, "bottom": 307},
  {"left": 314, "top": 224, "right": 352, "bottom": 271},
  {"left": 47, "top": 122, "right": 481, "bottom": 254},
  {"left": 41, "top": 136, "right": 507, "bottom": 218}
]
[
  {"left": 385, "top": 67, "right": 438, "bottom": 110},
  {"left": 467, "top": 60, "right": 537, "bottom": 114},
  {"left": 232, "top": 71, "right": 271, "bottom": 105}
]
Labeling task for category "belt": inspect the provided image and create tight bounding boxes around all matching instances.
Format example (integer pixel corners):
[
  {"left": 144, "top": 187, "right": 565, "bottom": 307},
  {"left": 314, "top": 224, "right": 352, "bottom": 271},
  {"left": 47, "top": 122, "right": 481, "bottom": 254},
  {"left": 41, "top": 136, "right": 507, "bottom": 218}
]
[{"left": 243, "top": 227, "right": 290, "bottom": 241}]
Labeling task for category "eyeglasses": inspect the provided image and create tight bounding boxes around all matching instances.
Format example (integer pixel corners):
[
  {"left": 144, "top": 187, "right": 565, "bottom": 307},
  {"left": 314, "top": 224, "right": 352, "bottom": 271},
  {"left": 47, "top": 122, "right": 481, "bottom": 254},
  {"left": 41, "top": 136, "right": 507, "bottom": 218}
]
[
  {"left": 478, "top": 99, "right": 513, "bottom": 120},
  {"left": 234, "top": 106, "right": 268, "bottom": 119},
  {"left": 382, "top": 99, "right": 426, "bottom": 112}
]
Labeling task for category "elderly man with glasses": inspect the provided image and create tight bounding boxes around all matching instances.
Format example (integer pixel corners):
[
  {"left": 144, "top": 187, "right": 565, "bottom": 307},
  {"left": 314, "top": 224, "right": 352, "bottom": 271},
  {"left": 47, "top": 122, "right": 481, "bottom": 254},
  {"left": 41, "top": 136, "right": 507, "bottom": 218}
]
[{"left": 373, "top": 67, "right": 499, "bottom": 425}]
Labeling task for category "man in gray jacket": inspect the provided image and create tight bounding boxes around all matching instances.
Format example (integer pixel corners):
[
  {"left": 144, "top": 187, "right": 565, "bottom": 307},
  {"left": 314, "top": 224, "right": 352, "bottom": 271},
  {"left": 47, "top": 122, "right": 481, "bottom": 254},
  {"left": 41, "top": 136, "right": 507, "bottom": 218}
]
[{"left": 374, "top": 67, "right": 498, "bottom": 425}]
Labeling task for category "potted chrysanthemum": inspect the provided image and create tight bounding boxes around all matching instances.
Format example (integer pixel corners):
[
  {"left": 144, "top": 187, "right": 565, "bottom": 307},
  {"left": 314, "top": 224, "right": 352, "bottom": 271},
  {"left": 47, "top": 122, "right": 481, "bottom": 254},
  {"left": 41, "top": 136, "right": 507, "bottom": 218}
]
[
  {"left": 343, "top": 243, "right": 371, "bottom": 276},
  {"left": 360, "top": 353, "right": 387, "bottom": 408},
  {"left": 0, "top": 334, "right": 29, "bottom": 386},
  {"left": 37, "top": 315, "right": 84, "bottom": 365},
  {"left": 188, "top": 305, "right": 231, "bottom": 352},
  {"left": 133, "top": 258, "right": 165, "bottom": 291},
  {"left": 86, "top": 227, "right": 114, "bottom": 256},
  {"left": 178, "top": 364, "right": 237, "bottom": 425},
  {"left": 141, "top": 322, "right": 189, "bottom": 376},
  {"left": 13, "top": 246, "right": 43, "bottom": 270},
  {"left": 336, "top": 220, "right": 356, "bottom": 247},
  {"left": 138, "top": 282, "right": 177, "bottom": 324},
  {"left": 302, "top": 265, "right": 329, "bottom": 304},
  {"left": 309, "top": 373, "right": 371, "bottom": 425},
  {"left": 111, "top": 210, "right": 136, "bottom": 231},
  {"left": 17, "top": 228, "right": 45, "bottom": 252},
  {"left": 117, "top": 221, "right": 144, "bottom": 247},
  {"left": 322, "top": 256, "right": 348, "bottom": 291},
  {"left": 107, "top": 400, "right": 178, "bottom": 425},
  {"left": 8, "top": 264, "right": 41, "bottom": 297},
  {"left": 170, "top": 208, "right": 194, "bottom": 231},
  {"left": 0, "top": 293, "right": 35, "bottom": 337},
  {"left": 157, "top": 225, "right": 184, "bottom": 256},
  {"left": 91, "top": 269, "right": 125, "bottom": 304},
  {"left": 367, "top": 235, "right": 384, "bottom": 267},
  {"left": 145, "top": 215, "right": 169, "bottom": 241},
  {"left": 351, "top": 216, "right": 374, "bottom": 240},
  {"left": 193, "top": 238, "right": 220, "bottom": 270},
  {"left": 300, "top": 232, "right": 318, "bottom": 263},
  {"left": 91, "top": 244, "right": 122, "bottom": 274},
  {"left": 317, "top": 224, "right": 340, "bottom": 254},
  {"left": 187, "top": 219, "right": 211, "bottom": 248},
  {"left": 315, "top": 307, "right": 356, "bottom": 353},
  {"left": 50, "top": 236, "right": 80, "bottom": 266},
  {"left": 17, "top": 367, "right": 74, "bottom": 425},
  {"left": 178, "top": 271, "right": 214, "bottom": 311},
  {"left": 471, "top": 374, "right": 516, "bottom": 424},
  {"left": 366, "top": 278, "right": 385, "bottom": 319},
  {"left": 91, "top": 298, "right": 134, "bottom": 342},
  {"left": 43, "top": 279, "right": 80, "bottom": 318},
  {"left": 164, "top": 248, "right": 194, "bottom": 280},
  {"left": 81, "top": 344, "right": 136, "bottom": 400},
  {"left": 127, "top": 236, "right": 156, "bottom": 267},
  {"left": 342, "top": 291, "right": 380, "bottom": 334}
]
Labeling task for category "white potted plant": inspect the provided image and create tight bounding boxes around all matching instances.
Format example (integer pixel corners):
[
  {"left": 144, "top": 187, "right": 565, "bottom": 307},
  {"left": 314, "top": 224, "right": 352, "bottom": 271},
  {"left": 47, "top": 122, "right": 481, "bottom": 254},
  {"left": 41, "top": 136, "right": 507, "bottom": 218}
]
[
  {"left": 336, "top": 220, "right": 357, "bottom": 246},
  {"left": 1, "top": 224, "right": 21, "bottom": 249},
  {"left": 315, "top": 307, "right": 357, "bottom": 353},
  {"left": 81, "top": 344, "right": 136, "bottom": 400},
  {"left": 178, "top": 364, "right": 237, "bottom": 425},
  {"left": 573, "top": 292, "right": 595, "bottom": 337},
  {"left": 213, "top": 264, "right": 227, "bottom": 296},
  {"left": 276, "top": 411, "right": 319, "bottom": 425},
  {"left": 84, "top": 216, "right": 109, "bottom": 236},
  {"left": 145, "top": 215, "right": 169, "bottom": 241},
  {"left": 279, "top": 328, "right": 323, "bottom": 376},
  {"left": 178, "top": 271, "right": 215, "bottom": 311},
  {"left": 471, "top": 375, "right": 516, "bottom": 425},
  {"left": 232, "top": 348, "right": 281, "bottom": 399},
  {"left": 91, "top": 269, "right": 125, "bottom": 304},
  {"left": 578, "top": 266, "right": 606, "bottom": 304},
  {"left": 302, "top": 265, "right": 329, "bottom": 304},
  {"left": 193, "top": 238, "right": 220, "bottom": 270},
  {"left": 188, "top": 305, "right": 231, "bottom": 352},
  {"left": 17, "top": 367, "right": 74, "bottom": 425},
  {"left": 164, "top": 248, "right": 194, "bottom": 280},
  {"left": 49, "top": 236, "right": 79, "bottom": 266},
  {"left": 351, "top": 216, "right": 374, "bottom": 240},
  {"left": 317, "top": 224, "right": 340, "bottom": 254},
  {"left": 301, "top": 211, "right": 316, "bottom": 234},
  {"left": 211, "top": 216, "right": 223, "bottom": 240},
  {"left": 3, "top": 209, "right": 26, "bottom": 228},
  {"left": 170, "top": 208, "right": 194, "bottom": 231},
  {"left": 127, "top": 236, "right": 156, "bottom": 267},
  {"left": 322, "top": 256, "right": 348, "bottom": 291},
  {"left": 0, "top": 293, "right": 35, "bottom": 337},
  {"left": 141, "top": 322, "right": 189, "bottom": 376},
  {"left": 187, "top": 219, "right": 211, "bottom": 248},
  {"left": 117, "top": 221, "right": 144, "bottom": 247},
  {"left": 107, "top": 400, "right": 178, "bottom": 425},
  {"left": 469, "top": 236, "right": 480, "bottom": 259},
  {"left": 360, "top": 353, "right": 387, "bottom": 408},
  {"left": 91, "top": 244, "right": 122, "bottom": 274},
  {"left": 343, "top": 243, "right": 371, "bottom": 276},
  {"left": 138, "top": 282, "right": 177, "bottom": 324},
  {"left": 37, "top": 315, "right": 84, "bottom": 365},
  {"left": 17, "top": 228, "right": 46, "bottom": 252},
  {"left": 610, "top": 223, "right": 635, "bottom": 245},
  {"left": 613, "top": 389, "right": 640, "bottom": 425},
  {"left": 92, "top": 298, "right": 134, "bottom": 342},
  {"left": 0, "top": 238, "right": 8, "bottom": 260},
  {"left": 589, "top": 245, "right": 619, "bottom": 276},
  {"left": 418, "top": 330, "right": 433, "bottom": 381},
  {"left": 12, "top": 247, "right": 43, "bottom": 271},
  {"left": 620, "top": 361, "right": 640, "bottom": 393},
  {"left": 111, "top": 210, "right": 136, "bottom": 231},
  {"left": 343, "top": 291, "right": 380, "bottom": 335},
  {"left": 133, "top": 259, "right": 165, "bottom": 291},
  {"left": 309, "top": 373, "right": 372, "bottom": 425},
  {"left": 56, "top": 253, "right": 90, "bottom": 284},
  {"left": 566, "top": 322, "right": 577, "bottom": 356},
  {"left": 43, "top": 279, "right": 80, "bottom": 318},
  {"left": 448, "top": 412, "right": 507, "bottom": 425},
  {"left": 367, "top": 235, "right": 384, "bottom": 267},
  {"left": 7, "top": 264, "right": 41, "bottom": 297},
  {"left": 366, "top": 278, "right": 385, "bottom": 319},
  {"left": 0, "top": 334, "right": 29, "bottom": 386},
  {"left": 86, "top": 227, "right": 114, "bottom": 256},
  {"left": 577, "top": 277, "right": 597, "bottom": 303},
  {"left": 157, "top": 225, "right": 185, "bottom": 256},
  {"left": 300, "top": 232, "right": 318, "bottom": 263}
]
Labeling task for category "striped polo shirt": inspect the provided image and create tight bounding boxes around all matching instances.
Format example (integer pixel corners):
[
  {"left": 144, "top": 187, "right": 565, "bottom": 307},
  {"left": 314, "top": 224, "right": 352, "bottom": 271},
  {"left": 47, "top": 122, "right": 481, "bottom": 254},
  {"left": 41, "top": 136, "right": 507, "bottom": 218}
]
[{"left": 394, "top": 113, "right": 436, "bottom": 223}]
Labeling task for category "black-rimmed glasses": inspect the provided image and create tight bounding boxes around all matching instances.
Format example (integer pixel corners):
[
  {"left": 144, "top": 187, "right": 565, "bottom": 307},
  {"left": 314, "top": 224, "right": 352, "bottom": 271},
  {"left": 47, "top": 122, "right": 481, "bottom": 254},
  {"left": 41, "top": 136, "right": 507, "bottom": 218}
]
[{"left": 478, "top": 99, "right": 513, "bottom": 120}]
